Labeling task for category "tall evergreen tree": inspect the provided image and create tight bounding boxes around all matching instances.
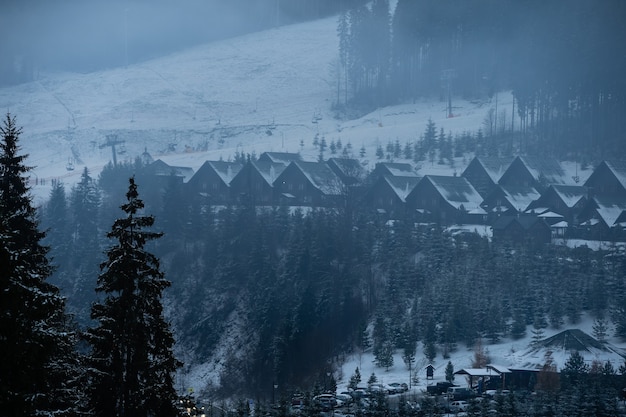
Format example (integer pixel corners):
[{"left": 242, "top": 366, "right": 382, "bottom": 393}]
[
  {"left": 0, "top": 113, "right": 81, "bottom": 416},
  {"left": 84, "top": 177, "right": 180, "bottom": 417}
]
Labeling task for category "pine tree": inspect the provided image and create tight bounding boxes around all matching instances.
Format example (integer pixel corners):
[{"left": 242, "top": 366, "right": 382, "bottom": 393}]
[
  {"left": 592, "top": 317, "right": 609, "bottom": 343},
  {"left": 445, "top": 361, "right": 455, "bottom": 383},
  {"left": 561, "top": 351, "right": 589, "bottom": 388},
  {"left": 348, "top": 367, "right": 361, "bottom": 390},
  {"left": 42, "top": 181, "right": 70, "bottom": 269},
  {"left": 0, "top": 113, "right": 81, "bottom": 416},
  {"left": 84, "top": 177, "right": 180, "bottom": 417}
]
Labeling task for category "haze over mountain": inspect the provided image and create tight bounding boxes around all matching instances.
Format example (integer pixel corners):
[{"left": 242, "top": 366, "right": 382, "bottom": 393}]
[{"left": 0, "top": 13, "right": 507, "bottom": 205}]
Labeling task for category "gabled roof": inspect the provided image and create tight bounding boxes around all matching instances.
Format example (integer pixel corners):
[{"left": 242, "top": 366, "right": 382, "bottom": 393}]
[
  {"left": 534, "top": 329, "right": 610, "bottom": 353},
  {"left": 425, "top": 175, "right": 483, "bottom": 210},
  {"left": 258, "top": 151, "right": 302, "bottom": 164},
  {"left": 592, "top": 195, "right": 626, "bottom": 227},
  {"left": 550, "top": 184, "right": 587, "bottom": 208},
  {"left": 143, "top": 159, "right": 195, "bottom": 183},
  {"left": 251, "top": 161, "right": 288, "bottom": 185},
  {"left": 291, "top": 161, "right": 343, "bottom": 195},
  {"left": 499, "top": 185, "right": 541, "bottom": 212},
  {"left": 374, "top": 162, "right": 419, "bottom": 177},
  {"left": 197, "top": 160, "right": 243, "bottom": 185},
  {"left": 465, "top": 156, "right": 514, "bottom": 183},
  {"left": 383, "top": 175, "right": 421, "bottom": 202},
  {"left": 327, "top": 158, "right": 366, "bottom": 182},
  {"left": 517, "top": 156, "right": 567, "bottom": 184},
  {"left": 603, "top": 160, "right": 626, "bottom": 190}
]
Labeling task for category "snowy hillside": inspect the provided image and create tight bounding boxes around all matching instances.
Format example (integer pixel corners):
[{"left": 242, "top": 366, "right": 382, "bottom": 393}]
[
  {"left": 3, "top": 13, "right": 614, "bottom": 400},
  {"left": 0, "top": 16, "right": 515, "bottom": 205}
]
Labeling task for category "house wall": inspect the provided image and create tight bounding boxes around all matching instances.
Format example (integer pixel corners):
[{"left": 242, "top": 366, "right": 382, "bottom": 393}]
[{"left": 274, "top": 166, "right": 324, "bottom": 206}]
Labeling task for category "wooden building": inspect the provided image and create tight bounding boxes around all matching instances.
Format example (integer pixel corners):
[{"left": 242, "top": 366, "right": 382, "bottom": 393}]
[
  {"left": 186, "top": 161, "right": 242, "bottom": 204},
  {"left": 273, "top": 161, "right": 344, "bottom": 207},
  {"left": 406, "top": 175, "right": 486, "bottom": 225}
]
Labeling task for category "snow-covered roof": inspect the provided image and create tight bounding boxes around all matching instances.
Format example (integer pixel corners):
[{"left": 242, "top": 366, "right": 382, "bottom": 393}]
[
  {"left": 252, "top": 161, "right": 287, "bottom": 185},
  {"left": 552, "top": 221, "right": 568, "bottom": 228},
  {"left": 538, "top": 211, "right": 563, "bottom": 219},
  {"left": 518, "top": 156, "right": 567, "bottom": 184},
  {"left": 258, "top": 152, "right": 302, "bottom": 165},
  {"left": 593, "top": 196, "right": 626, "bottom": 227},
  {"left": 475, "top": 156, "right": 514, "bottom": 183},
  {"left": 205, "top": 161, "right": 243, "bottom": 185},
  {"left": 487, "top": 365, "right": 512, "bottom": 374},
  {"left": 455, "top": 368, "right": 499, "bottom": 377},
  {"left": 144, "top": 159, "right": 195, "bottom": 183},
  {"left": 499, "top": 185, "right": 541, "bottom": 212},
  {"left": 375, "top": 162, "right": 419, "bottom": 177},
  {"left": 426, "top": 175, "right": 483, "bottom": 210},
  {"left": 293, "top": 160, "right": 343, "bottom": 195},
  {"left": 551, "top": 184, "right": 587, "bottom": 208},
  {"left": 604, "top": 160, "right": 626, "bottom": 190},
  {"left": 384, "top": 175, "right": 421, "bottom": 202}
]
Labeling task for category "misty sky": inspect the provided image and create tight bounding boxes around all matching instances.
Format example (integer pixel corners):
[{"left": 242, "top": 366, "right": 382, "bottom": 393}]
[{"left": 2, "top": 0, "right": 283, "bottom": 73}]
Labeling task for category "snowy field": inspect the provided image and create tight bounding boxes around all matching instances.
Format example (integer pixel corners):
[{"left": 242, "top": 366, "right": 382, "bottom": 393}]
[{"left": 0, "top": 15, "right": 520, "bottom": 206}]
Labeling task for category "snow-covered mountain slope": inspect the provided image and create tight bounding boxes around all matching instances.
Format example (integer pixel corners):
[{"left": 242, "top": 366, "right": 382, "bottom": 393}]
[{"left": 0, "top": 15, "right": 511, "bottom": 205}]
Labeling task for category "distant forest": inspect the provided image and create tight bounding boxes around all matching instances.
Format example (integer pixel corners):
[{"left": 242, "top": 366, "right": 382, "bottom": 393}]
[
  {"left": 41, "top": 160, "right": 626, "bottom": 398},
  {"left": 337, "top": 0, "right": 626, "bottom": 159}
]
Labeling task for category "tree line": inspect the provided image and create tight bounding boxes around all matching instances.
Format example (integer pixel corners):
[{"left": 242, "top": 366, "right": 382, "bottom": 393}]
[
  {"left": 41, "top": 153, "right": 626, "bottom": 400},
  {"left": 337, "top": 0, "right": 626, "bottom": 158}
]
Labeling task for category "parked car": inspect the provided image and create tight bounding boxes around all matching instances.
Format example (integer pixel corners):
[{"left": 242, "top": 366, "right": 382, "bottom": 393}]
[
  {"left": 335, "top": 393, "right": 352, "bottom": 405},
  {"left": 426, "top": 381, "right": 457, "bottom": 395},
  {"left": 449, "top": 400, "right": 469, "bottom": 412},
  {"left": 446, "top": 387, "right": 475, "bottom": 401},
  {"left": 368, "top": 384, "right": 389, "bottom": 395},
  {"left": 313, "top": 394, "right": 337, "bottom": 410},
  {"left": 387, "top": 382, "right": 408, "bottom": 394}
]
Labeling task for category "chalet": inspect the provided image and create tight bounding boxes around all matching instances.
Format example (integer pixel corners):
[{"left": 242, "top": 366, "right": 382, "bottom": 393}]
[
  {"left": 136, "top": 159, "right": 195, "bottom": 205},
  {"left": 138, "top": 159, "right": 195, "bottom": 184},
  {"left": 273, "top": 161, "right": 344, "bottom": 207},
  {"left": 406, "top": 175, "right": 486, "bottom": 225},
  {"left": 361, "top": 175, "right": 421, "bottom": 219},
  {"left": 186, "top": 161, "right": 242, "bottom": 204},
  {"left": 461, "top": 156, "right": 513, "bottom": 198},
  {"left": 482, "top": 185, "right": 541, "bottom": 217},
  {"left": 257, "top": 151, "right": 302, "bottom": 165},
  {"left": 498, "top": 156, "right": 567, "bottom": 192},
  {"left": 368, "top": 162, "right": 419, "bottom": 182},
  {"left": 326, "top": 158, "right": 366, "bottom": 186},
  {"left": 527, "top": 184, "right": 588, "bottom": 226},
  {"left": 229, "top": 160, "right": 287, "bottom": 205},
  {"left": 583, "top": 160, "right": 626, "bottom": 199},
  {"left": 577, "top": 195, "right": 626, "bottom": 241},
  {"left": 491, "top": 215, "right": 552, "bottom": 245}
]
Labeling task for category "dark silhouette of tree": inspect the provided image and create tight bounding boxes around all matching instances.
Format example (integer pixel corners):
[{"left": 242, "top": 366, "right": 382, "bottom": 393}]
[
  {"left": 445, "top": 361, "right": 455, "bottom": 383},
  {"left": 561, "top": 351, "right": 589, "bottom": 388},
  {"left": 84, "top": 177, "right": 180, "bottom": 417},
  {"left": 0, "top": 113, "right": 81, "bottom": 416}
]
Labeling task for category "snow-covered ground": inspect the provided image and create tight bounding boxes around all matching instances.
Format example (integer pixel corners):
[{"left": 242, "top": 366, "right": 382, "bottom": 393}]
[
  {"left": 337, "top": 312, "right": 626, "bottom": 396},
  {"left": 0, "top": 15, "right": 517, "bottom": 206}
]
